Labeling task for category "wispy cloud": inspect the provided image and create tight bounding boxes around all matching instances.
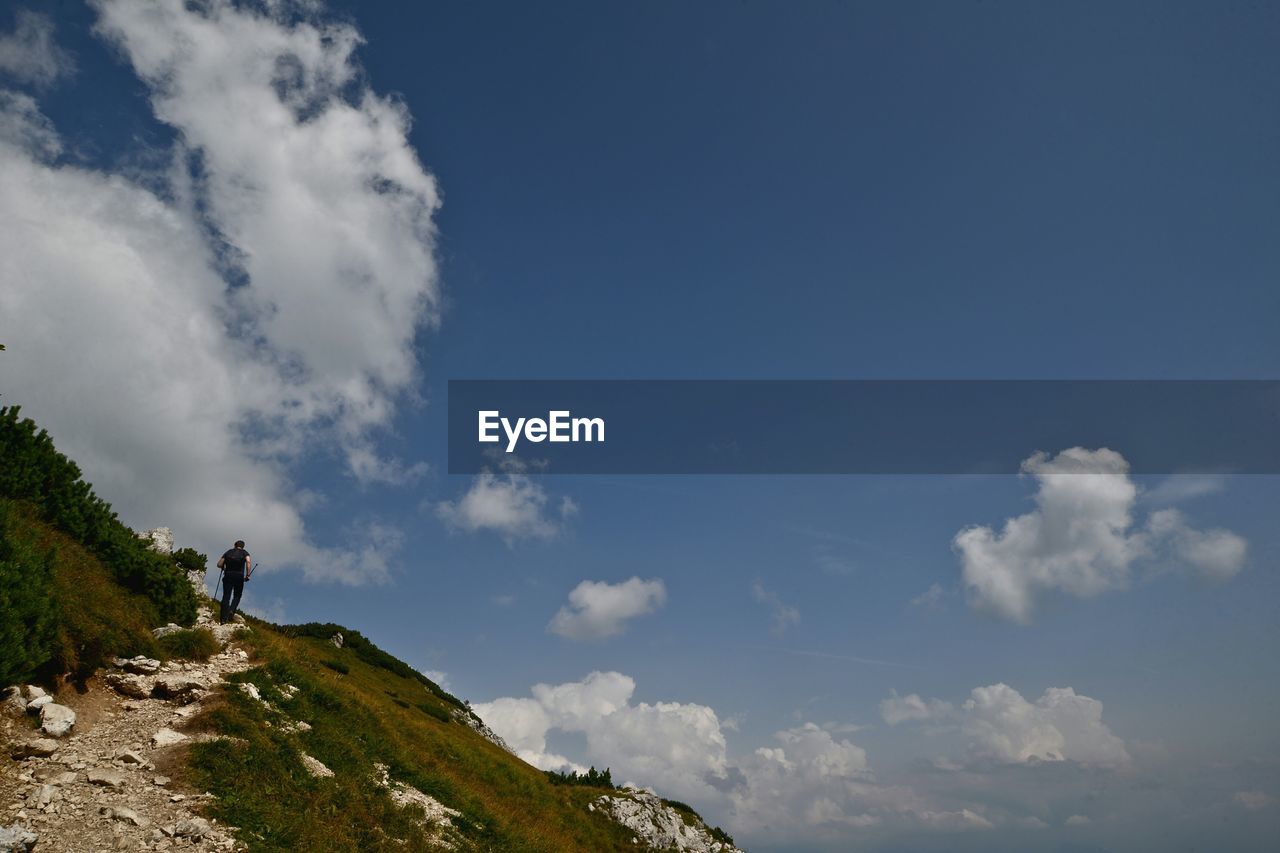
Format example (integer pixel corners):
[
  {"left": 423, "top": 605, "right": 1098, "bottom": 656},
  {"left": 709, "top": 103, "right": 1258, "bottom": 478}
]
[
  {"left": 0, "top": 10, "right": 75, "bottom": 87},
  {"left": 751, "top": 581, "right": 801, "bottom": 636}
]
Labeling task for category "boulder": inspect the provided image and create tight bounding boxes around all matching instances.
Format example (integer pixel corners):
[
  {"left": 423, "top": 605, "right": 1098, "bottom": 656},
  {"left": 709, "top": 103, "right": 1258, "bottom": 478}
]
[
  {"left": 151, "top": 728, "right": 188, "bottom": 748},
  {"left": 0, "top": 824, "right": 38, "bottom": 853},
  {"left": 9, "top": 739, "right": 58, "bottom": 759},
  {"left": 173, "top": 817, "right": 211, "bottom": 838},
  {"left": 112, "top": 656, "right": 162, "bottom": 675},
  {"left": 24, "top": 695, "right": 50, "bottom": 714},
  {"left": 39, "top": 703, "right": 75, "bottom": 737},
  {"left": 106, "top": 672, "right": 153, "bottom": 699},
  {"left": 210, "top": 623, "right": 242, "bottom": 645},
  {"left": 116, "top": 748, "right": 145, "bottom": 765},
  {"left": 104, "top": 806, "right": 149, "bottom": 828},
  {"left": 152, "top": 674, "right": 205, "bottom": 703},
  {"left": 330, "top": 632, "right": 344, "bottom": 648},
  {"left": 138, "top": 527, "right": 174, "bottom": 553},
  {"left": 21, "top": 686, "right": 46, "bottom": 702},
  {"left": 86, "top": 767, "right": 128, "bottom": 788},
  {"left": 153, "top": 623, "right": 184, "bottom": 639}
]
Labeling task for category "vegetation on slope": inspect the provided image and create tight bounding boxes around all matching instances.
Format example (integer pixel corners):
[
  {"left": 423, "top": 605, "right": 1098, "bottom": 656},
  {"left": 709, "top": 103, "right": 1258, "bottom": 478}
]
[
  {"left": 0, "top": 406, "right": 197, "bottom": 626},
  {"left": 187, "top": 620, "right": 645, "bottom": 852},
  {"left": 0, "top": 500, "right": 161, "bottom": 684},
  {"left": 0, "top": 405, "right": 731, "bottom": 851}
]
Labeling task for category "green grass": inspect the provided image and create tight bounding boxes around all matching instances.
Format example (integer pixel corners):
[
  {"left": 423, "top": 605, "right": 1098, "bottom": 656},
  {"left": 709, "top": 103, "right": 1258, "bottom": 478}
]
[
  {"left": 1, "top": 500, "right": 160, "bottom": 682},
  {"left": 157, "top": 628, "right": 221, "bottom": 661},
  {"left": 185, "top": 623, "right": 646, "bottom": 852}
]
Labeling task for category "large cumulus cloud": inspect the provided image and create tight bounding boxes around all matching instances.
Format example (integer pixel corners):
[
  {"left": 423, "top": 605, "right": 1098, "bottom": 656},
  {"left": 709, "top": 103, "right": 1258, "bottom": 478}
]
[
  {"left": 955, "top": 448, "right": 1246, "bottom": 622},
  {"left": 0, "top": 0, "right": 439, "bottom": 580}
]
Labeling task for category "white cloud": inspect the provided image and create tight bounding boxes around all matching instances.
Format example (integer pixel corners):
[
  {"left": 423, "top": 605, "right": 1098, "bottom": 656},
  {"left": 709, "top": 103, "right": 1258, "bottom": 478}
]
[
  {"left": 474, "top": 671, "right": 728, "bottom": 802},
  {"left": 961, "top": 683, "right": 1129, "bottom": 767},
  {"left": 437, "top": 468, "right": 569, "bottom": 542},
  {"left": 475, "top": 671, "right": 1014, "bottom": 842},
  {"left": 1064, "top": 814, "right": 1092, "bottom": 826},
  {"left": 0, "top": 0, "right": 439, "bottom": 582},
  {"left": 1233, "top": 790, "right": 1273, "bottom": 811},
  {"left": 548, "top": 577, "right": 666, "bottom": 641},
  {"left": 881, "top": 682, "right": 1128, "bottom": 768},
  {"left": 1146, "top": 508, "right": 1247, "bottom": 581},
  {"left": 0, "top": 10, "right": 74, "bottom": 87},
  {"left": 880, "top": 690, "right": 953, "bottom": 726},
  {"left": 751, "top": 580, "right": 801, "bottom": 637},
  {"left": 955, "top": 448, "right": 1246, "bottom": 623},
  {"left": 909, "top": 582, "right": 947, "bottom": 609},
  {"left": 1140, "top": 473, "right": 1226, "bottom": 505}
]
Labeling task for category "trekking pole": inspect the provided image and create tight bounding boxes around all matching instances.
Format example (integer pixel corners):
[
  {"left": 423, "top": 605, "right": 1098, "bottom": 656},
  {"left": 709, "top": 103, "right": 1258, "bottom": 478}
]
[{"left": 213, "top": 568, "right": 224, "bottom": 601}]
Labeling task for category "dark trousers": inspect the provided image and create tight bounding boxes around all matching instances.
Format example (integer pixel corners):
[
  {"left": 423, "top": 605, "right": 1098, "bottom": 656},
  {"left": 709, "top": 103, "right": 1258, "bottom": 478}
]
[{"left": 220, "top": 574, "right": 245, "bottom": 623}]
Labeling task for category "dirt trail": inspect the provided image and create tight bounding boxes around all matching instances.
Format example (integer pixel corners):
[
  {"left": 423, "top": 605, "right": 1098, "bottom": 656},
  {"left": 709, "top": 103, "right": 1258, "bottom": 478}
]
[{"left": 2, "top": 608, "right": 253, "bottom": 852}]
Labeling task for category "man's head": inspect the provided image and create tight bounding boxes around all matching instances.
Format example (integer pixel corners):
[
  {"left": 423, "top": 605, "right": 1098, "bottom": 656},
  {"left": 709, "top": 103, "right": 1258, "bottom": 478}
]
[{"left": 234, "top": 540, "right": 245, "bottom": 549}]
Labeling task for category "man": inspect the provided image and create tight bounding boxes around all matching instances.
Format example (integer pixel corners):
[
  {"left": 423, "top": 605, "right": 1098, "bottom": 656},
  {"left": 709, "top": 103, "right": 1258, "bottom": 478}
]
[{"left": 217, "top": 540, "right": 252, "bottom": 624}]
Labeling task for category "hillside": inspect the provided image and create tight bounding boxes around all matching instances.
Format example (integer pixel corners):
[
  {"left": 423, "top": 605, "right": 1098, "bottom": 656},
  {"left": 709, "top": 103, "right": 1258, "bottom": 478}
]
[{"left": 0, "top": 408, "right": 740, "bottom": 852}]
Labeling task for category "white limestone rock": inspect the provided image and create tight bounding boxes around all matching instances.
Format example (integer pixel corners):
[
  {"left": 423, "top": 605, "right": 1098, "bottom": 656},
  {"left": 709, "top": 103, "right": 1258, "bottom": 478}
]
[
  {"left": 106, "top": 672, "right": 153, "bottom": 699},
  {"left": 372, "top": 763, "right": 461, "bottom": 841},
  {"left": 152, "top": 673, "right": 206, "bottom": 703},
  {"left": 138, "top": 527, "right": 174, "bottom": 554},
  {"left": 103, "top": 805, "right": 150, "bottom": 828},
  {"left": 300, "top": 753, "right": 334, "bottom": 778},
  {"left": 113, "top": 656, "right": 162, "bottom": 675},
  {"left": 0, "top": 823, "right": 38, "bottom": 852},
  {"left": 151, "top": 728, "right": 188, "bottom": 748},
  {"left": 452, "top": 707, "right": 511, "bottom": 752},
  {"left": 173, "top": 817, "right": 211, "bottom": 838},
  {"left": 39, "top": 703, "right": 75, "bottom": 737},
  {"left": 592, "top": 789, "right": 744, "bottom": 853}
]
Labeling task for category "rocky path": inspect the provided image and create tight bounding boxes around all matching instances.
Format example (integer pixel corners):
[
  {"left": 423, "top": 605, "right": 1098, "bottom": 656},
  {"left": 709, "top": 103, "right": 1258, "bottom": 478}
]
[{"left": 1, "top": 608, "right": 253, "bottom": 852}]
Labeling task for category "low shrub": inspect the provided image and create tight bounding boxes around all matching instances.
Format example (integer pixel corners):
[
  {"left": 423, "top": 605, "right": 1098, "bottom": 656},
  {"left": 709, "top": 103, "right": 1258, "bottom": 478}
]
[
  {"left": 545, "top": 767, "right": 615, "bottom": 789},
  {"left": 173, "top": 547, "right": 207, "bottom": 574},
  {"left": 158, "top": 628, "right": 220, "bottom": 661},
  {"left": 417, "top": 702, "right": 451, "bottom": 723}
]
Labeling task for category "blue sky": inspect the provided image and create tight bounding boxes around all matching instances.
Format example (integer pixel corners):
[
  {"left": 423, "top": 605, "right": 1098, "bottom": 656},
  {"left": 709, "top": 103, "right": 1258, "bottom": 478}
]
[{"left": 1, "top": 1, "right": 1278, "bottom": 849}]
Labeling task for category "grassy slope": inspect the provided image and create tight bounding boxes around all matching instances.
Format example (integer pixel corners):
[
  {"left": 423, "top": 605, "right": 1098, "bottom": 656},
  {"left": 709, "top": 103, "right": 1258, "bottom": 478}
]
[
  {"left": 1, "top": 502, "right": 725, "bottom": 851},
  {"left": 2, "top": 500, "right": 160, "bottom": 681},
  {"left": 187, "top": 619, "right": 643, "bottom": 853}
]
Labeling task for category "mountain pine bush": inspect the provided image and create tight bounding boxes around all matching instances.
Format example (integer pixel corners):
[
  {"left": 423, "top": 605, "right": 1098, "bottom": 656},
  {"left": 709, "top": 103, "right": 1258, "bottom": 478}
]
[
  {"left": 0, "top": 406, "right": 196, "bottom": 625},
  {"left": 0, "top": 504, "right": 59, "bottom": 685}
]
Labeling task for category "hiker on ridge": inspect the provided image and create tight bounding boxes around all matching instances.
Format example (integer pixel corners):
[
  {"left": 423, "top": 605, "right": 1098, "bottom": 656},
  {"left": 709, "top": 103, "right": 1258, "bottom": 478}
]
[{"left": 217, "top": 539, "right": 252, "bottom": 624}]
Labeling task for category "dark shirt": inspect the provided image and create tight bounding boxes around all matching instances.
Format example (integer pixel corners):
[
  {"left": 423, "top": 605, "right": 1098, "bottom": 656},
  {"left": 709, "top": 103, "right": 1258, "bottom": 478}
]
[{"left": 222, "top": 548, "right": 250, "bottom": 576}]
